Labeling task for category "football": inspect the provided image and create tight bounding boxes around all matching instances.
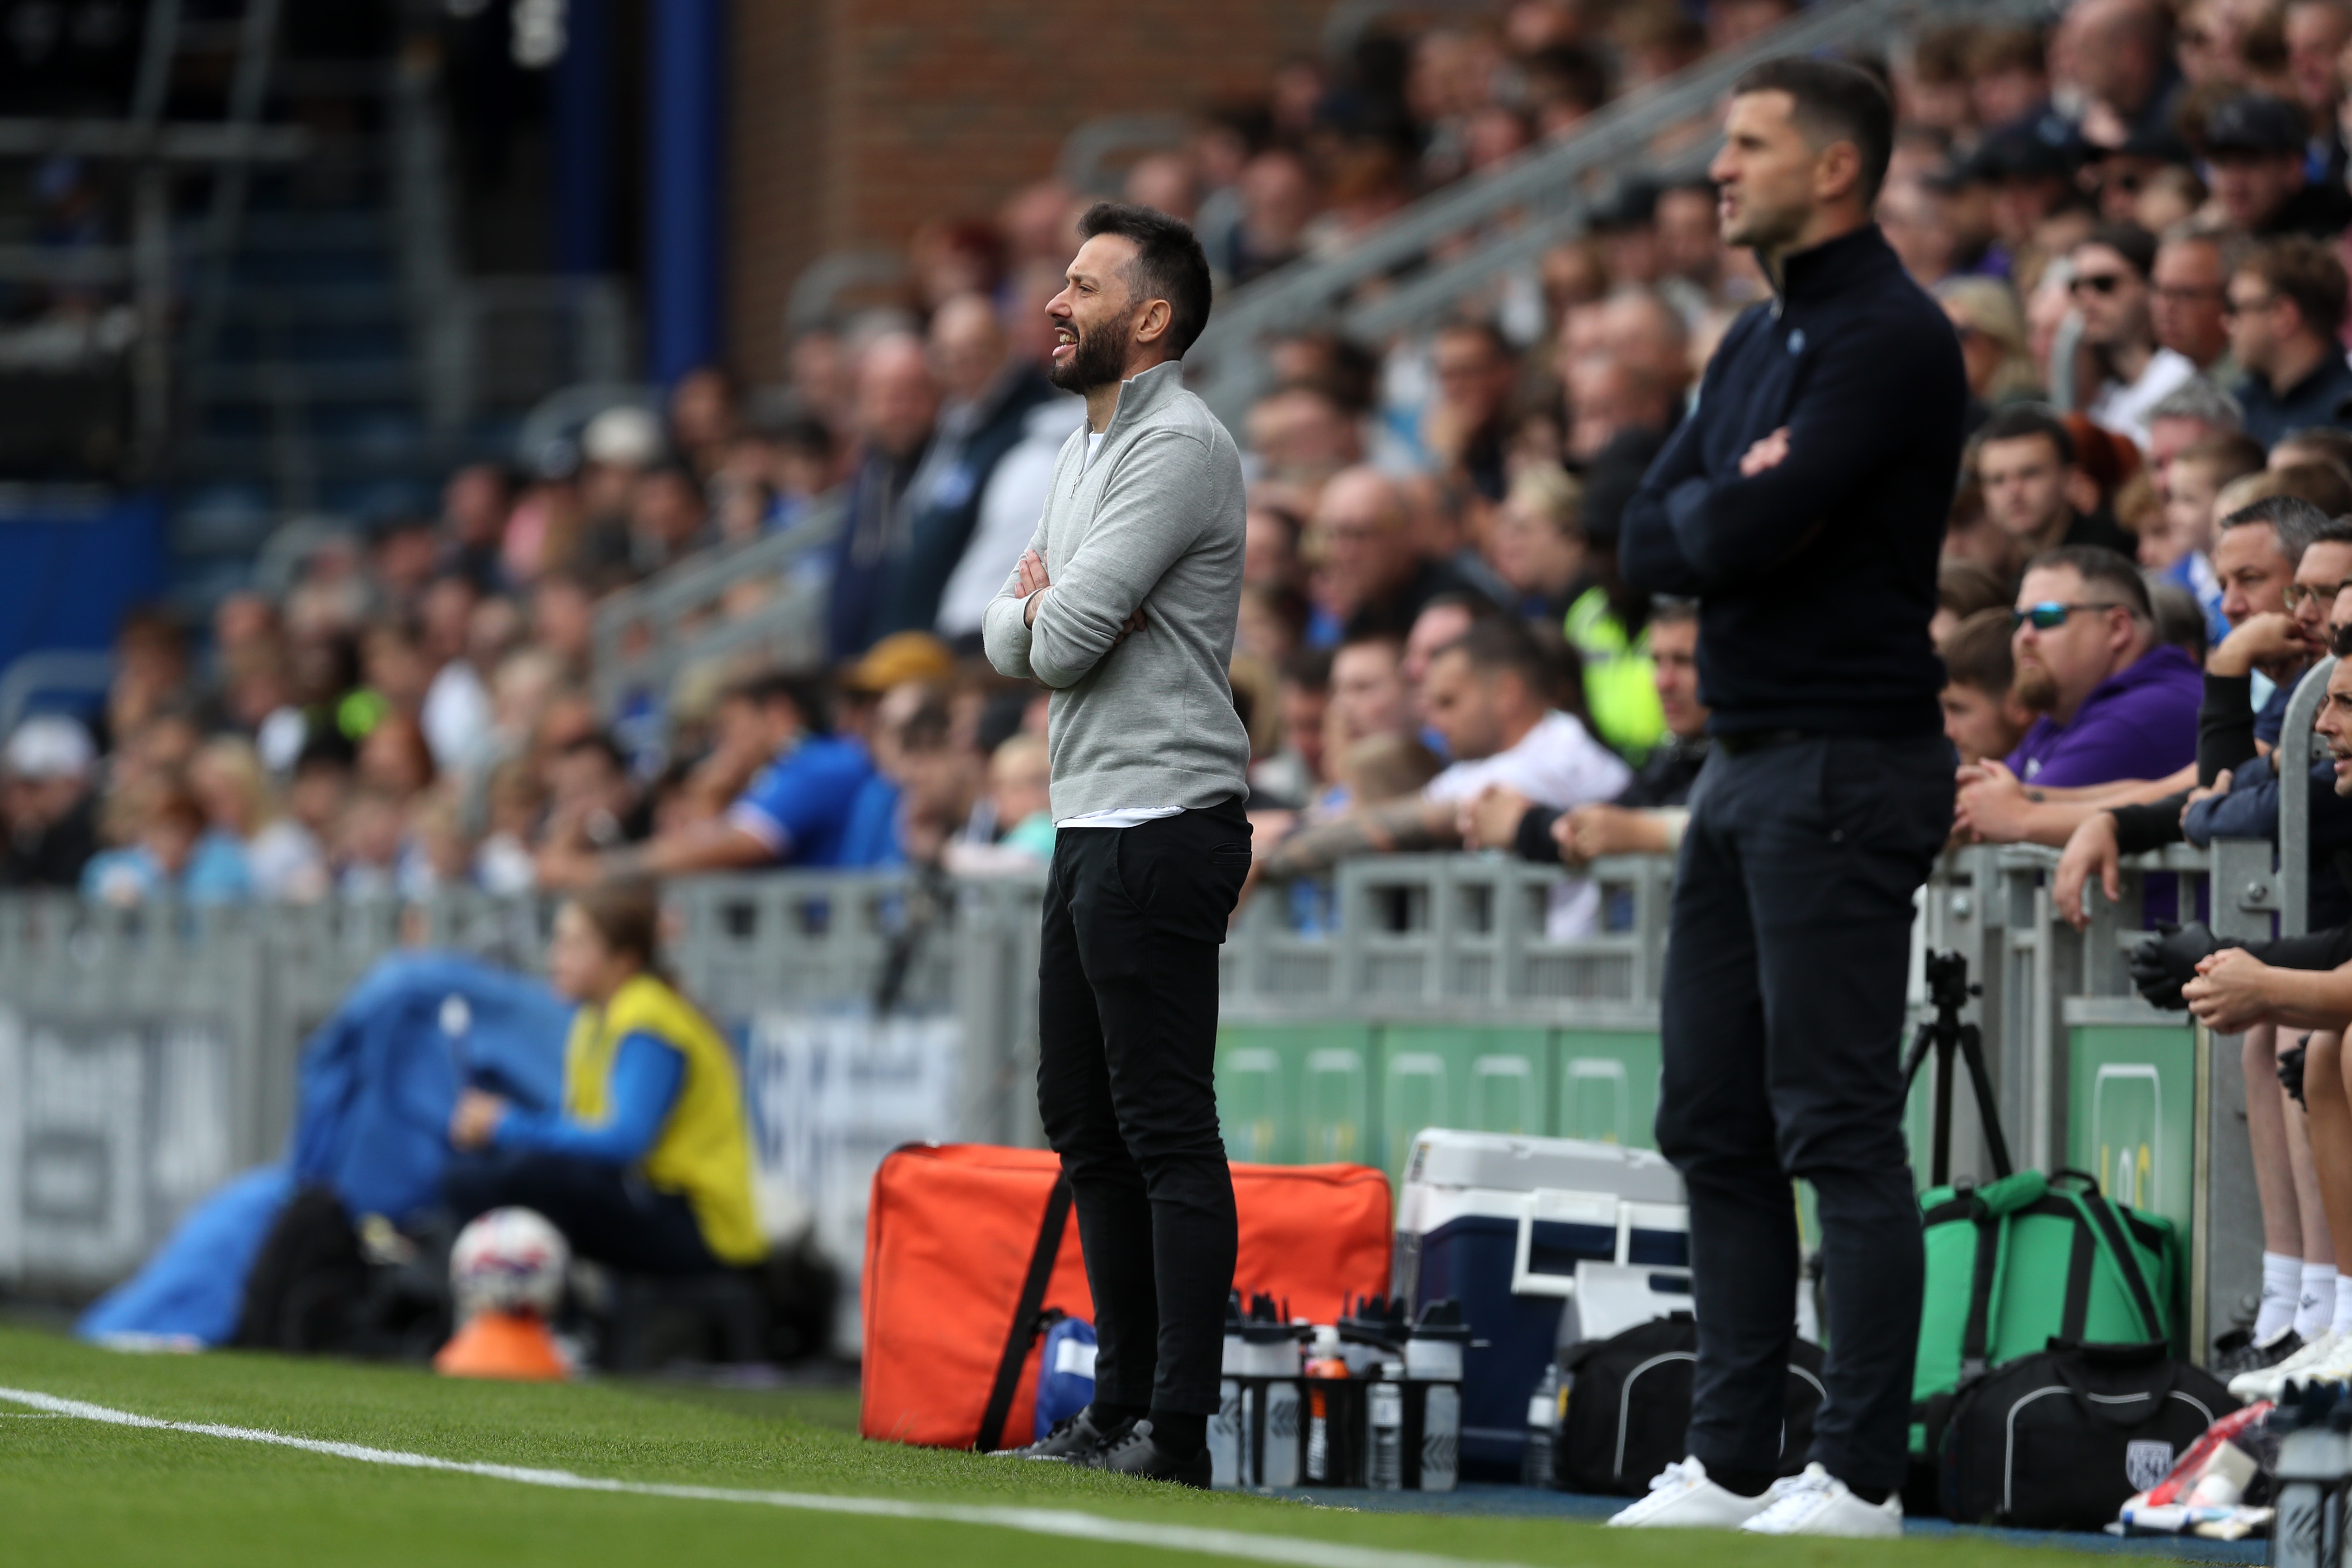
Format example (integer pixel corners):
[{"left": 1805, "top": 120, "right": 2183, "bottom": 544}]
[{"left": 449, "top": 1207, "right": 569, "bottom": 1321}]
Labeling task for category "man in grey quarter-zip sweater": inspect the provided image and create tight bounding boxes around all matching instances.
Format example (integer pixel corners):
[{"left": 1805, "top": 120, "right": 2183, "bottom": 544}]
[{"left": 981, "top": 203, "right": 1253, "bottom": 1487}]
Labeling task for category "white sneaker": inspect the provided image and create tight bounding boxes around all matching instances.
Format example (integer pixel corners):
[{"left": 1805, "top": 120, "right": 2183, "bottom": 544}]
[
  {"left": 2233, "top": 1330, "right": 2341, "bottom": 1401},
  {"left": 1605, "top": 1456, "right": 1772, "bottom": 1529},
  {"left": 1738, "top": 1463, "right": 1903, "bottom": 1538},
  {"left": 2280, "top": 1335, "right": 2352, "bottom": 1391}
]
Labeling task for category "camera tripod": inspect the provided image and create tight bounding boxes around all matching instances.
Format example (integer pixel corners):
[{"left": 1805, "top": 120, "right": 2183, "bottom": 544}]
[{"left": 1899, "top": 951, "right": 2013, "bottom": 1187}]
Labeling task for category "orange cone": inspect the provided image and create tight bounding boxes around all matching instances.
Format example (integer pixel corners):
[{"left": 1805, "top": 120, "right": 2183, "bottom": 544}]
[{"left": 434, "top": 1310, "right": 571, "bottom": 1381}]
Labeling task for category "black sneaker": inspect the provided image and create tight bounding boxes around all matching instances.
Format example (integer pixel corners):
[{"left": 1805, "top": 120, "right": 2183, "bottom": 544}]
[
  {"left": 990, "top": 1405, "right": 1128, "bottom": 1461},
  {"left": 2213, "top": 1326, "right": 2301, "bottom": 1379},
  {"left": 1080, "top": 1418, "right": 1212, "bottom": 1487}
]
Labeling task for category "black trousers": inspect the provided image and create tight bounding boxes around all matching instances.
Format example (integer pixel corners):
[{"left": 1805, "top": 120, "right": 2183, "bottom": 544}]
[
  {"left": 1654, "top": 733, "right": 1953, "bottom": 1493},
  {"left": 1036, "top": 798, "right": 1252, "bottom": 1416},
  {"left": 443, "top": 1148, "right": 719, "bottom": 1276}
]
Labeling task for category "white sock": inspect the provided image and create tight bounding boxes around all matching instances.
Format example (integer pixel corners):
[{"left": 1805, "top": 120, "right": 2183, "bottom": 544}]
[
  {"left": 2298, "top": 1263, "right": 2338, "bottom": 1341},
  {"left": 2260, "top": 1252, "right": 2303, "bottom": 1340},
  {"left": 2333, "top": 1274, "right": 2352, "bottom": 1341}
]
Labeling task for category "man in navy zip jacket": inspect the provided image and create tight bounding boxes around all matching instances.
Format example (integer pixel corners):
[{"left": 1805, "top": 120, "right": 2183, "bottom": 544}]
[{"left": 1607, "top": 59, "right": 1965, "bottom": 1540}]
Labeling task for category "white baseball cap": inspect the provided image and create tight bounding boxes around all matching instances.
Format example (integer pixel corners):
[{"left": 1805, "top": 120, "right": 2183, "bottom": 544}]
[
  {"left": 4, "top": 715, "right": 95, "bottom": 781},
  {"left": 580, "top": 405, "right": 663, "bottom": 469}
]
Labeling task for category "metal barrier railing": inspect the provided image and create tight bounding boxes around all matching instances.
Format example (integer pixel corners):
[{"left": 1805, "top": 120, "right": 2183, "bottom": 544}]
[
  {"left": 588, "top": 498, "right": 842, "bottom": 728},
  {"left": 0, "top": 838, "right": 2286, "bottom": 1369}
]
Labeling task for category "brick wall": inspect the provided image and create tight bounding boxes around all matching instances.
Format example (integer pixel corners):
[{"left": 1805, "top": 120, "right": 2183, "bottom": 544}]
[{"left": 726, "top": 0, "right": 1324, "bottom": 384}]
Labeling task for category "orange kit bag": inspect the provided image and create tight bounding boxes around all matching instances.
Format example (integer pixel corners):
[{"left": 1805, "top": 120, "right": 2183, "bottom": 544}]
[{"left": 860, "top": 1143, "right": 1391, "bottom": 1450}]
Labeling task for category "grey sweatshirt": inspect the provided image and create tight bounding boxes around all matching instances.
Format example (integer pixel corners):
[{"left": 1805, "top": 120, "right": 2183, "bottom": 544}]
[{"left": 981, "top": 360, "right": 1251, "bottom": 820}]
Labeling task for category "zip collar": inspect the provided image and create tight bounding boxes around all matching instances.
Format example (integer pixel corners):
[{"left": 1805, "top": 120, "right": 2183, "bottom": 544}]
[
  {"left": 1768, "top": 222, "right": 1897, "bottom": 317},
  {"left": 1094, "top": 358, "right": 1186, "bottom": 445}
]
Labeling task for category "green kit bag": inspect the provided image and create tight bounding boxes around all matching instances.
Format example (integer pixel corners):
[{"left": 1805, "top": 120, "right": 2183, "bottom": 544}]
[{"left": 1908, "top": 1167, "right": 2185, "bottom": 1466}]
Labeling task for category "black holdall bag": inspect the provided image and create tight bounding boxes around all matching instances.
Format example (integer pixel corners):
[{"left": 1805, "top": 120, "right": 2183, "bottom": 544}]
[
  {"left": 1938, "top": 1337, "right": 2238, "bottom": 1530},
  {"left": 1556, "top": 1312, "right": 1828, "bottom": 1495}
]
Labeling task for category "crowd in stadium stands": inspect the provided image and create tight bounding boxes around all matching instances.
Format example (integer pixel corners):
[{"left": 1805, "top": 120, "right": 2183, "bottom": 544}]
[{"left": 19, "top": 0, "right": 2352, "bottom": 955}]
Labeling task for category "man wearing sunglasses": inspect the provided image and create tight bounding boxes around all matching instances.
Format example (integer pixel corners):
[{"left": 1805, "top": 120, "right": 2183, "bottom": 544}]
[
  {"left": 1979, "top": 546, "right": 2202, "bottom": 797},
  {"left": 1613, "top": 58, "right": 1962, "bottom": 1538},
  {"left": 2072, "top": 224, "right": 2196, "bottom": 453}
]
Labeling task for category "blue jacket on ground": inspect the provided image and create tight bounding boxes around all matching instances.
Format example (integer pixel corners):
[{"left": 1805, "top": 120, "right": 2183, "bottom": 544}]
[
  {"left": 76, "top": 952, "right": 572, "bottom": 1346},
  {"left": 1620, "top": 223, "right": 1966, "bottom": 739}
]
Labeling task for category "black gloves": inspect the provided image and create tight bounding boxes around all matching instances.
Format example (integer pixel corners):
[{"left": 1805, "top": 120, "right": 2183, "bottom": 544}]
[
  {"left": 2129, "top": 922, "right": 2237, "bottom": 1011},
  {"left": 2281, "top": 1038, "right": 2310, "bottom": 1108}
]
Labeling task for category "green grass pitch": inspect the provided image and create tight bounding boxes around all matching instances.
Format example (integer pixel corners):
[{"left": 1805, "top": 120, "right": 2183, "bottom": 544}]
[{"left": 0, "top": 1322, "right": 2123, "bottom": 1567}]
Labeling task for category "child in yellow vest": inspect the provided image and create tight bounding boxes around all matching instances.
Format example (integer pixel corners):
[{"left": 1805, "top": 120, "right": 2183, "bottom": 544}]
[{"left": 445, "top": 883, "right": 763, "bottom": 1273}]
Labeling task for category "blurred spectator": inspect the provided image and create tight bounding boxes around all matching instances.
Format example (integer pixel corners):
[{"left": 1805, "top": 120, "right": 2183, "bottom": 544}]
[
  {"left": 1934, "top": 561, "right": 2015, "bottom": 646},
  {"left": 1959, "top": 546, "right": 2202, "bottom": 841},
  {"left": 2272, "top": 426, "right": 2352, "bottom": 476},
  {"left": 1325, "top": 631, "right": 1416, "bottom": 795},
  {"left": 0, "top": 716, "right": 98, "bottom": 888},
  {"left": 1401, "top": 591, "right": 1500, "bottom": 695},
  {"left": 1460, "top": 596, "right": 1708, "bottom": 864},
  {"left": 2202, "top": 91, "right": 2352, "bottom": 237},
  {"left": 1264, "top": 618, "right": 1628, "bottom": 932},
  {"left": 885, "top": 294, "right": 1059, "bottom": 638},
  {"left": 1423, "top": 320, "right": 1519, "bottom": 501},
  {"left": 1939, "top": 606, "right": 2036, "bottom": 766},
  {"left": 943, "top": 733, "right": 1057, "bottom": 874},
  {"left": 2226, "top": 235, "right": 2352, "bottom": 446},
  {"left": 934, "top": 393, "right": 1090, "bottom": 645},
  {"left": 1247, "top": 379, "right": 1365, "bottom": 489},
  {"left": 1217, "top": 149, "right": 1317, "bottom": 284},
  {"left": 530, "top": 573, "right": 597, "bottom": 681},
  {"left": 1937, "top": 277, "right": 2043, "bottom": 430},
  {"left": 359, "top": 713, "right": 436, "bottom": 799},
  {"left": 542, "top": 672, "right": 873, "bottom": 886},
  {"left": 1975, "top": 405, "right": 2138, "bottom": 557},
  {"left": 2149, "top": 431, "right": 2267, "bottom": 633},
  {"left": 1486, "top": 465, "right": 1585, "bottom": 623},
  {"left": 2061, "top": 0, "right": 2182, "bottom": 149},
  {"left": 827, "top": 333, "right": 940, "bottom": 659},
  {"left": 627, "top": 462, "right": 713, "bottom": 574},
  {"left": 2073, "top": 225, "right": 2196, "bottom": 450},
  {"left": 188, "top": 736, "right": 327, "bottom": 902},
  {"left": 2144, "top": 375, "right": 2245, "bottom": 483},
  {"left": 669, "top": 365, "right": 743, "bottom": 480},
  {"left": 1311, "top": 467, "right": 1491, "bottom": 640},
  {"left": 540, "top": 731, "right": 650, "bottom": 862},
  {"left": 2151, "top": 230, "right": 2237, "bottom": 380},
  {"left": 83, "top": 777, "right": 251, "bottom": 906},
  {"left": 438, "top": 463, "right": 513, "bottom": 590},
  {"left": 1257, "top": 646, "right": 1332, "bottom": 811}
]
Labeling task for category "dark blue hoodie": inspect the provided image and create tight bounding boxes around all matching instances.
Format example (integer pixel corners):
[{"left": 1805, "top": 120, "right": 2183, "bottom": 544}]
[{"left": 1621, "top": 223, "right": 1966, "bottom": 738}]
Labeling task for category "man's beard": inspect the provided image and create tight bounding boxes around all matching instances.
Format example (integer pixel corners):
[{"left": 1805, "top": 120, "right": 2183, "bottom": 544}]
[
  {"left": 1047, "top": 306, "right": 1136, "bottom": 394},
  {"left": 2012, "top": 662, "right": 2059, "bottom": 714}
]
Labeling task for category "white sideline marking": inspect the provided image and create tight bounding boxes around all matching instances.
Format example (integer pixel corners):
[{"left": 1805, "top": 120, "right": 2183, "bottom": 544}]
[{"left": 0, "top": 1386, "right": 1548, "bottom": 1568}]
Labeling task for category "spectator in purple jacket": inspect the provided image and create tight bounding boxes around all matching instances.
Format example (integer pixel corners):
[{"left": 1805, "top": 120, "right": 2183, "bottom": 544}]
[{"left": 1954, "top": 546, "right": 2203, "bottom": 841}]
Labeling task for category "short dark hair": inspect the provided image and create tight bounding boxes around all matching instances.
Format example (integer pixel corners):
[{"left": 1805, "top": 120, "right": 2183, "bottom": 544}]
[
  {"left": 1977, "top": 404, "right": 2076, "bottom": 468},
  {"left": 556, "top": 730, "right": 629, "bottom": 774},
  {"left": 1729, "top": 56, "right": 1896, "bottom": 207},
  {"left": 2022, "top": 545, "right": 2154, "bottom": 621},
  {"left": 2079, "top": 222, "right": 2158, "bottom": 282},
  {"left": 1076, "top": 201, "right": 1215, "bottom": 358},
  {"left": 1436, "top": 615, "right": 1550, "bottom": 691},
  {"left": 1938, "top": 561, "right": 2011, "bottom": 621},
  {"left": 1278, "top": 645, "right": 1334, "bottom": 692},
  {"left": 2242, "top": 235, "right": 2351, "bottom": 341},
  {"left": 727, "top": 669, "right": 831, "bottom": 734},
  {"left": 1940, "top": 607, "right": 2016, "bottom": 696},
  {"left": 1649, "top": 596, "right": 1699, "bottom": 628}
]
